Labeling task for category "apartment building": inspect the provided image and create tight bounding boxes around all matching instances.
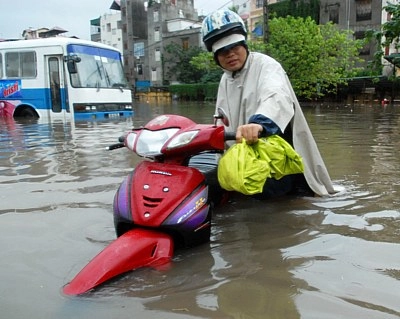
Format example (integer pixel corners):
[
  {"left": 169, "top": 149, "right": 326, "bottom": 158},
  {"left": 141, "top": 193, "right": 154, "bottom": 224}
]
[
  {"left": 116, "top": 0, "right": 202, "bottom": 89},
  {"left": 319, "top": 0, "right": 387, "bottom": 70}
]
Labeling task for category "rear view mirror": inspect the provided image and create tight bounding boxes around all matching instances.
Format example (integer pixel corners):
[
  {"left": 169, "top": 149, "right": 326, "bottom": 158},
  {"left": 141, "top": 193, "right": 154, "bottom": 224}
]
[
  {"left": 64, "top": 54, "right": 81, "bottom": 74},
  {"left": 214, "top": 107, "right": 229, "bottom": 127},
  {"left": 66, "top": 61, "right": 77, "bottom": 74}
]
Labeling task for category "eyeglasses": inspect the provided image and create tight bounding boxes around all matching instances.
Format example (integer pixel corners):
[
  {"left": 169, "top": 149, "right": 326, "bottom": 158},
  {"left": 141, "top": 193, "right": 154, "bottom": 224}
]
[{"left": 216, "top": 43, "right": 244, "bottom": 56}]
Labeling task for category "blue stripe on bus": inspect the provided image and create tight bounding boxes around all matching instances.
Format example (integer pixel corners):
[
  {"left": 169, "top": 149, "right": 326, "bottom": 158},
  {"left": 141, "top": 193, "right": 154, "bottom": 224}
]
[
  {"left": 6, "top": 88, "right": 49, "bottom": 109},
  {"left": 5, "top": 87, "right": 133, "bottom": 119},
  {"left": 67, "top": 44, "right": 121, "bottom": 60}
]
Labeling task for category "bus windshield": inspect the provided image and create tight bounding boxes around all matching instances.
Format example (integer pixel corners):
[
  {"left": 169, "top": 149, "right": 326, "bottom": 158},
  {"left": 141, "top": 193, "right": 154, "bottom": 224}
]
[{"left": 67, "top": 44, "right": 128, "bottom": 89}]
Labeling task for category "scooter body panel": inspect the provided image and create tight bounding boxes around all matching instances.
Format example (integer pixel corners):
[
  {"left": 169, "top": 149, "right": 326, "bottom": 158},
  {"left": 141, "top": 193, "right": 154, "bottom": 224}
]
[
  {"left": 63, "top": 228, "right": 173, "bottom": 295},
  {"left": 131, "top": 161, "right": 206, "bottom": 227},
  {"left": 113, "top": 161, "right": 212, "bottom": 247}
]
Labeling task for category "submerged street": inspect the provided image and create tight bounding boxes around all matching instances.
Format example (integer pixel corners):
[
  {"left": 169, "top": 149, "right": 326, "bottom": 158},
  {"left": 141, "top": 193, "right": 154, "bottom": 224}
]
[{"left": 1, "top": 101, "right": 399, "bottom": 319}]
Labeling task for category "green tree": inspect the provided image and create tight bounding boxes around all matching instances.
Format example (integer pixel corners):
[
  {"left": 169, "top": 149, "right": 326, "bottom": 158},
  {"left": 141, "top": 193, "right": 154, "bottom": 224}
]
[
  {"left": 190, "top": 51, "right": 223, "bottom": 82},
  {"left": 366, "top": 3, "right": 400, "bottom": 75},
  {"left": 266, "top": 16, "right": 363, "bottom": 99},
  {"left": 163, "top": 42, "right": 205, "bottom": 84}
]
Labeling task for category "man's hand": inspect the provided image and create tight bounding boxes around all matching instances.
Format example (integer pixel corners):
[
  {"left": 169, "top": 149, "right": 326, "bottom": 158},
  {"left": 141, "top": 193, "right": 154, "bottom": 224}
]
[{"left": 236, "top": 124, "right": 263, "bottom": 144}]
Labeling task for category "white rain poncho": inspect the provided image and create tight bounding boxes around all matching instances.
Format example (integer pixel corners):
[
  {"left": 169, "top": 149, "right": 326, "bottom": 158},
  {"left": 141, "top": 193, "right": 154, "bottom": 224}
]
[{"left": 216, "top": 52, "right": 336, "bottom": 196}]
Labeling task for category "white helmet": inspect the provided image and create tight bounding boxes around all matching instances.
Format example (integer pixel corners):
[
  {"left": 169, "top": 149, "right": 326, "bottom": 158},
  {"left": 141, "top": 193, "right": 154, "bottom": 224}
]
[{"left": 202, "top": 9, "right": 247, "bottom": 52}]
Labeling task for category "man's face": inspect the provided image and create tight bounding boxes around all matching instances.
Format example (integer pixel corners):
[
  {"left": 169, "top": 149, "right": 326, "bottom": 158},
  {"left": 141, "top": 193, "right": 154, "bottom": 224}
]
[{"left": 216, "top": 44, "right": 247, "bottom": 72}]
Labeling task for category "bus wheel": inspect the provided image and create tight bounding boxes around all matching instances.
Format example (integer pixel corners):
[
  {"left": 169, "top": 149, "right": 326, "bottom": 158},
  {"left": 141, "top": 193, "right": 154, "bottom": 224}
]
[{"left": 14, "top": 107, "right": 39, "bottom": 118}]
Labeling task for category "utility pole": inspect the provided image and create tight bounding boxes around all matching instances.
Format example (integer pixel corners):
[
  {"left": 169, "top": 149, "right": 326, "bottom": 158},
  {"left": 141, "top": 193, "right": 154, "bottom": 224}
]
[{"left": 263, "top": 0, "right": 269, "bottom": 43}]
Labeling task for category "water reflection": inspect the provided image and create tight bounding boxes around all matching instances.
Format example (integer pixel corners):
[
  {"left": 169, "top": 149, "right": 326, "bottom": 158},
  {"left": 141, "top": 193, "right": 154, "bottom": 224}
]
[{"left": 1, "top": 102, "right": 400, "bottom": 319}]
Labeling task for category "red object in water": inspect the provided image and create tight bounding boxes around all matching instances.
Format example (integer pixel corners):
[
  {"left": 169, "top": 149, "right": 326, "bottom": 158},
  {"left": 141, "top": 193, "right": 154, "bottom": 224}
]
[
  {"left": 62, "top": 228, "right": 173, "bottom": 295},
  {"left": 0, "top": 101, "right": 15, "bottom": 118}
]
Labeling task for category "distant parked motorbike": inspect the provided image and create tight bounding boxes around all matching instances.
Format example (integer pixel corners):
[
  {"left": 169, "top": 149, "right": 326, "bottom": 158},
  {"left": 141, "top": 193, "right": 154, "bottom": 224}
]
[{"left": 63, "top": 109, "right": 235, "bottom": 295}]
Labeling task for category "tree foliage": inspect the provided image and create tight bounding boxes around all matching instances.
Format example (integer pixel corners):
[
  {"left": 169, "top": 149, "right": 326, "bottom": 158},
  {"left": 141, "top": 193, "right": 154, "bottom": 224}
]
[
  {"left": 163, "top": 42, "right": 205, "bottom": 84},
  {"left": 366, "top": 3, "right": 400, "bottom": 74},
  {"left": 189, "top": 51, "right": 223, "bottom": 82},
  {"left": 265, "top": 16, "right": 364, "bottom": 99},
  {"left": 371, "top": 3, "right": 400, "bottom": 48}
]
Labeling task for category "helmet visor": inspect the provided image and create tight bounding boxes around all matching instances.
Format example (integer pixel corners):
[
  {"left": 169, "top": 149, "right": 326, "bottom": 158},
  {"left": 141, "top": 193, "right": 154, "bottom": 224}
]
[{"left": 212, "top": 34, "right": 246, "bottom": 53}]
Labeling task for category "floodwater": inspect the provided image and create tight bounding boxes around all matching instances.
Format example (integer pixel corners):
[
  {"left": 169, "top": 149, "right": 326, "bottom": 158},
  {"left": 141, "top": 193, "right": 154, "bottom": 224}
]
[{"left": 1, "top": 101, "right": 399, "bottom": 319}]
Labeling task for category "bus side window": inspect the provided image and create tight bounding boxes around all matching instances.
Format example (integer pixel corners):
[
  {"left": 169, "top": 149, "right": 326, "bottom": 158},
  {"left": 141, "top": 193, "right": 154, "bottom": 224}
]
[
  {"left": 5, "top": 52, "right": 19, "bottom": 77},
  {"left": 21, "top": 52, "right": 37, "bottom": 77},
  {"left": 5, "top": 51, "right": 36, "bottom": 78}
]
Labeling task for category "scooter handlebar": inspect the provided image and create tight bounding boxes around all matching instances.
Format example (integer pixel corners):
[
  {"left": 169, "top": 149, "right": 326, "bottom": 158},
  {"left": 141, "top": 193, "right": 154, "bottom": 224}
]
[
  {"left": 224, "top": 131, "right": 237, "bottom": 141},
  {"left": 106, "top": 135, "right": 127, "bottom": 151},
  {"left": 107, "top": 142, "right": 125, "bottom": 151}
]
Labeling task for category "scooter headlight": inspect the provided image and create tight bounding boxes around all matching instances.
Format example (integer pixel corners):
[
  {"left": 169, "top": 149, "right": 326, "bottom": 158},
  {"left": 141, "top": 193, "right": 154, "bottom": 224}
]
[
  {"left": 136, "top": 128, "right": 179, "bottom": 156},
  {"left": 166, "top": 130, "right": 199, "bottom": 150}
]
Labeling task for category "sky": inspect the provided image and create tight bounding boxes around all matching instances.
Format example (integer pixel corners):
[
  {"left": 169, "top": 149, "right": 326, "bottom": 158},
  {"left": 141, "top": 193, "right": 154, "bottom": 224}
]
[{"left": 0, "top": 0, "right": 232, "bottom": 40}]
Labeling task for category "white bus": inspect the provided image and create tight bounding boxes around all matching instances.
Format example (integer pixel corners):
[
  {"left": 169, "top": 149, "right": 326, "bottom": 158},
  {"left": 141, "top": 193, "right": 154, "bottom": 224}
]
[{"left": 0, "top": 37, "right": 133, "bottom": 121}]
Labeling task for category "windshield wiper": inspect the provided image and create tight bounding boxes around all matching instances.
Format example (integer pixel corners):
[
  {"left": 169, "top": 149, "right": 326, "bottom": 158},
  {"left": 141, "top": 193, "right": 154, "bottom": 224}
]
[{"left": 112, "top": 83, "right": 126, "bottom": 92}]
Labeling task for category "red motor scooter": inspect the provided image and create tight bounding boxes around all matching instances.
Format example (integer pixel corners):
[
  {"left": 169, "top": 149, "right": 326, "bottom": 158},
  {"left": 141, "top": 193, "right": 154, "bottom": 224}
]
[{"left": 63, "top": 109, "right": 234, "bottom": 295}]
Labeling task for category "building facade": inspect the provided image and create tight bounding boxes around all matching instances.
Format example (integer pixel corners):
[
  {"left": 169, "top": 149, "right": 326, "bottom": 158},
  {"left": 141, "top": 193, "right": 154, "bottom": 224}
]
[
  {"left": 146, "top": 1, "right": 201, "bottom": 86},
  {"left": 120, "top": 0, "right": 149, "bottom": 89},
  {"left": 119, "top": 0, "right": 201, "bottom": 89},
  {"left": 90, "top": 3, "right": 124, "bottom": 58},
  {"left": 319, "top": 0, "right": 385, "bottom": 69}
]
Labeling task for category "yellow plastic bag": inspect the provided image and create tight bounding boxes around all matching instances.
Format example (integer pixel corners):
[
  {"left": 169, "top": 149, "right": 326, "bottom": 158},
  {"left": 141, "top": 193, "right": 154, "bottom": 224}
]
[
  {"left": 217, "top": 139, "right": 271, "bottom": 195},
  {"left": 217, "top": 136, "right": 304, "bottom": 195},
  {"left": 257, "top": 135, "right": 304, "bottom": 180}
]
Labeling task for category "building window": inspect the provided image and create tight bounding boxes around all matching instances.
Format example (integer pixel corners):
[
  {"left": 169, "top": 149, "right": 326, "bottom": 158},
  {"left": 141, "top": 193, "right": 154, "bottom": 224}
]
[
  {"left": 256, "top": 0, "right": 263, "bottom": 8},
  {"left": 182, "top": 38, "right": 189, "bottom": 50},
  {"left": 356, "top": 0, "right": 372, "bottom": 21},
  {"left": 134, "top": 42, "right": 145, "bottom": 57},
  {"left": 355, "top": 31, "right": 370, "bottom": 55},
  {"left": 151, "top": 68, "right": 157, "bottom": 81},
  {"left": 155, "top": 49, "right": 161, "bottom": 62},
  {"left": 136, "top": 64, "right": 143, "bottom": 75},
  {"left": 154, "top": 10, "right": 159, "bottom": 22},
  {"left": 107, "top": 23, "right": 111, "bottom": 32},
  {"left": 155, "top": 29, "right": 160, "bottom": 42},
  {"left": 329, "top": 7, "right": 339, "bottom": 24}
]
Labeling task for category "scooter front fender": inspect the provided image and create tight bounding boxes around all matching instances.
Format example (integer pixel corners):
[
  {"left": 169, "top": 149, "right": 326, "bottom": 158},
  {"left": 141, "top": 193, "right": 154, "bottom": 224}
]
[{"left": 63, "top": 228, "right": 173, "bottom": 295}]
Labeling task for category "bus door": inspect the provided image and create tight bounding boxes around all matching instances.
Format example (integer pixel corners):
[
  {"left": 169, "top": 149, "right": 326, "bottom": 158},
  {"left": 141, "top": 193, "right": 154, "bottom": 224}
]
[{"left": 46, "top": 55, "right": 68, "bottom": 113}]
